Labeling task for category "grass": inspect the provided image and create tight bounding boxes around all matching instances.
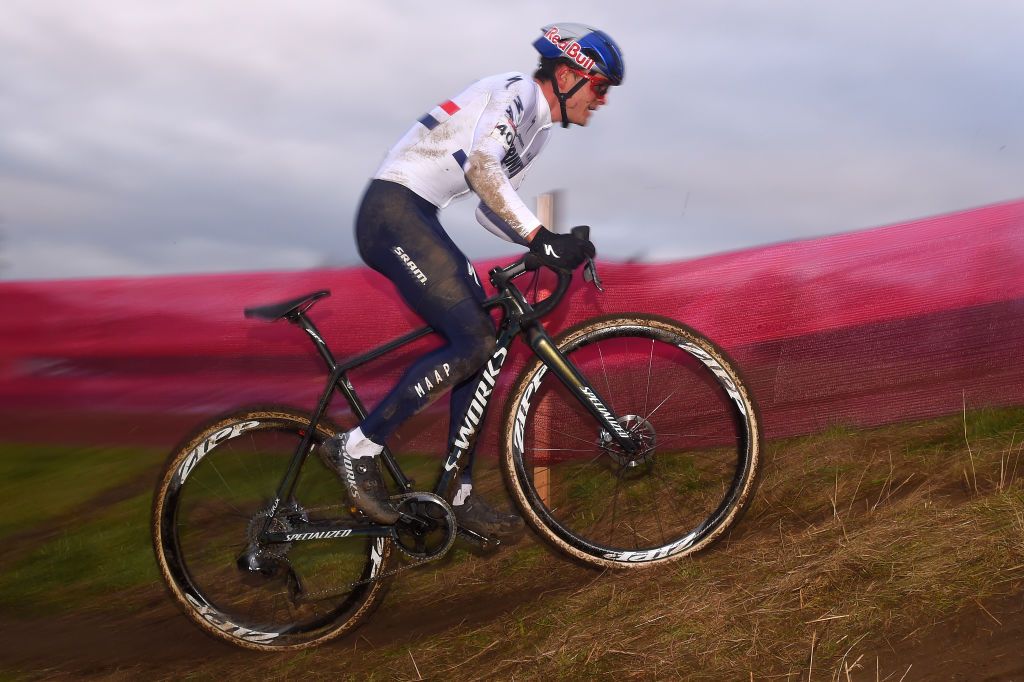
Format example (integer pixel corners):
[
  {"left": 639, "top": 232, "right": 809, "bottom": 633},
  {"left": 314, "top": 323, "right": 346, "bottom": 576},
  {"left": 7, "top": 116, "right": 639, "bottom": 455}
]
[
  {"left": 1, "top": 405, "right": 1022, "bottom": 679},
  {"left": 0, "top": 443, "right": 161, "bottom": 541},
  {"left": 0, "top": 491, "right": 157, "bottom": 615},
  {"left": 327, "top": 406, "right": 1024, "bottom": 680}
]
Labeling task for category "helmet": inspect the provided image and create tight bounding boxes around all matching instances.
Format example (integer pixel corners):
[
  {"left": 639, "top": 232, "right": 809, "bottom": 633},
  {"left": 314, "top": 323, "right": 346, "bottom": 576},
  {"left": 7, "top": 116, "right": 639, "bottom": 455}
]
[{"left": 533, "top": 23, "right": 625, "bottom": 86}]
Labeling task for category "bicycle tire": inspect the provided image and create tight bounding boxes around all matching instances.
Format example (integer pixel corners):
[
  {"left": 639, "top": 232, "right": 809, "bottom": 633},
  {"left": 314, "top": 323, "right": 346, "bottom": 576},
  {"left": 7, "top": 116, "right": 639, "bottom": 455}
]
[
  {"left": 501, "top": 314, "right": 761, "bottom": 569},
  {"left": 152, "top": 407, "right": 392, "bottom": 651}
]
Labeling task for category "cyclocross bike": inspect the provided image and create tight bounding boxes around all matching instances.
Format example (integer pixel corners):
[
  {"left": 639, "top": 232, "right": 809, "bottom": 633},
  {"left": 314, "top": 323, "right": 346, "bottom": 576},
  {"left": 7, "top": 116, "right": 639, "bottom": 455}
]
[{"left": 152, "top": 227, "right": 762, "bottom": 651}]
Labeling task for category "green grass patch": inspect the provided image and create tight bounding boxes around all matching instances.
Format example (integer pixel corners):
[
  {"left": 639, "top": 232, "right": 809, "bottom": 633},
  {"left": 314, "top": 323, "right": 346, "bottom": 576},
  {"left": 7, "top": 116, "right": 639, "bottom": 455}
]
[
  {"left": 0, "top": 491, "right": 155, "bottom": 615},
  {"left": 964, "top": 405, "right": 1024, "bottom": 440},
  {"left": 0, "top": 443, "right": 161, "bottom": 541},
  {"left": 393, "top": 451, "right": 446, "bottom": 491}
]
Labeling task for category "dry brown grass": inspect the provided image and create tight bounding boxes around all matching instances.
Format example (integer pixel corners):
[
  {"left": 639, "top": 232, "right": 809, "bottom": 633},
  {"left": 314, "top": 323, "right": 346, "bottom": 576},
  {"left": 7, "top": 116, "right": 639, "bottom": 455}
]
[
  {"left": 310, "top": 406, "right": 1024, "bottom": 681},
  {"left": 11, "top": 407, "right": 1021, "bottom": 681}
]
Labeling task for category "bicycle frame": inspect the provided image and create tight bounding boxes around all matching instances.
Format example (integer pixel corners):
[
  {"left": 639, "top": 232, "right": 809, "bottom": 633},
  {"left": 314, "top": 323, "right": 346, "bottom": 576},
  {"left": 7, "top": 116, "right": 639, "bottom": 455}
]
[{"left": 259, "top": 260, "right": 639, "bottom": 544}]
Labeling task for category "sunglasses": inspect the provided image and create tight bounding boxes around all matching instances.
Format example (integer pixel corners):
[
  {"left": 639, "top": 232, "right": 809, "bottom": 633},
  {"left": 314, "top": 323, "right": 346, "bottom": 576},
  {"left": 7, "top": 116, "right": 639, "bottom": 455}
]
[{"left": 573, "top": 70, "right": 612, "bottom": 98}]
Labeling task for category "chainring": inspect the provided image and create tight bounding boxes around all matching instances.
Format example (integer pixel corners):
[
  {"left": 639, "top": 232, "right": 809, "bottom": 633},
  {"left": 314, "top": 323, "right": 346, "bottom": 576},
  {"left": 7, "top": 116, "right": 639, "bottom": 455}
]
[{"left": 392, "top": 492, "right": 456, "bottom": 561}]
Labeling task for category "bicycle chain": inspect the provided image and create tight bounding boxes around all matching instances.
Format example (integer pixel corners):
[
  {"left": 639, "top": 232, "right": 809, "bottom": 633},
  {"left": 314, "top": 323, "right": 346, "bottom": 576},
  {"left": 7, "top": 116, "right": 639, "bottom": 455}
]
[
  {"left": 296, "top": 549, "right": 438, "bottom": 603},
  {"left": 283, "top": 495, "right": 454, "bottom": 602}
]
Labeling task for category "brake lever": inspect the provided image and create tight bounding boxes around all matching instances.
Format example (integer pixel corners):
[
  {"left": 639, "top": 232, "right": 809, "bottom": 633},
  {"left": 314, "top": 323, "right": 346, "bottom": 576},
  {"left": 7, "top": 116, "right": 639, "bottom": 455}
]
[{"left": 583, "top": 257, "right": 604, "bottom": 292}]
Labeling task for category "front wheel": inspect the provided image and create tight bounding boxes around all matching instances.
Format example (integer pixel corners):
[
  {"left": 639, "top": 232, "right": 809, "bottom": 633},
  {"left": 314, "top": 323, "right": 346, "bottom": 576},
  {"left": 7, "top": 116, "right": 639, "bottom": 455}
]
[
  {"left": 501, "top": 315, "right": 761, "bottom": 569},
  {"left": 152, "top": 407, "right": 393, "bottom": 651}
]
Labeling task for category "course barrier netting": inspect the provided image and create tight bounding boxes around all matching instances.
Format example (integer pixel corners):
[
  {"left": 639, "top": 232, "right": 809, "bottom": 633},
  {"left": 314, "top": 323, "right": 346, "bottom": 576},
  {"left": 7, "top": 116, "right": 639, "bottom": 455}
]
[{"left": 1, "top": 199, "right": 1022, "bottom": 451}]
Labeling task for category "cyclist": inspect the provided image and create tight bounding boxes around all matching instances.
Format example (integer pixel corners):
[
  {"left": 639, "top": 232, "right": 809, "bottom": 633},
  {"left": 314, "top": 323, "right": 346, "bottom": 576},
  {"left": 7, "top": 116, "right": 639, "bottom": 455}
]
[{"left": 321, "top": 23, "right": 624, "bottom": 539}]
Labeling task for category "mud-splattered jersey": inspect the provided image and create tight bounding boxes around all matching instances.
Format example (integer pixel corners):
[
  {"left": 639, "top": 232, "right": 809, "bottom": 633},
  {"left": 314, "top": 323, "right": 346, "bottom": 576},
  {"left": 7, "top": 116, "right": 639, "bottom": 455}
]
[{"left": 374, "top": 72, "right": 552, "bottom": 245}]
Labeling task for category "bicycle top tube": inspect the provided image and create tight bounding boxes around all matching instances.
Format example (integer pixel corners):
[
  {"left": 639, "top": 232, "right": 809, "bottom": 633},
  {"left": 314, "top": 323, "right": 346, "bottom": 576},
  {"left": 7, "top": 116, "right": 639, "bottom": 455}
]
[{"left": 243, "top": 249, "right": 596, "bottom": 375}]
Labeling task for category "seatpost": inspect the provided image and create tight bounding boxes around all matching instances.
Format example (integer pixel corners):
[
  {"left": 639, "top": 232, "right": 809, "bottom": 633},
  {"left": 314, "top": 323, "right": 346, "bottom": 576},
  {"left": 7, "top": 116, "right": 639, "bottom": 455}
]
[{"left": 292, "top": 313, "right": 339, "bottom": 373}]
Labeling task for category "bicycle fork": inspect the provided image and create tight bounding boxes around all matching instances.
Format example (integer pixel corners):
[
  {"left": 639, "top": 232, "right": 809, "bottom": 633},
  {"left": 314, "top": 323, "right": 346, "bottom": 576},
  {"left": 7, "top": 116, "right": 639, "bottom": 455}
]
[{"left": 523, "top": 325, "right": 640, "bottom": 456}]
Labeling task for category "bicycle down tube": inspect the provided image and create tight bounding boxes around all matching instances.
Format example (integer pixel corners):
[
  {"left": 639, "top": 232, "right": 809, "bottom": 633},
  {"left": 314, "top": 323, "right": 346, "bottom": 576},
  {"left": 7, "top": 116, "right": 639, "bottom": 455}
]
[{"left": 264, "top": 257, "right": 639, "bottom": 538}]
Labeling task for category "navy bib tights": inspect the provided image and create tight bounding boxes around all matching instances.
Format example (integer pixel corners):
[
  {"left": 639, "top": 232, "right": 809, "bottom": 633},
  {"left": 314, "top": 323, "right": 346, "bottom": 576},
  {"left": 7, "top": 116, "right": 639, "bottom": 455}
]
[{"left": 356, "top": 179, "right": 496, "bottom": 473}]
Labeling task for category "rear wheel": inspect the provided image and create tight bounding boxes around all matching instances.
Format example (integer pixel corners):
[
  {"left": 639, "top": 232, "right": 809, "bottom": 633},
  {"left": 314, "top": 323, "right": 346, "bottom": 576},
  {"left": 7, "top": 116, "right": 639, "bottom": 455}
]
[
  {"left": 501, "top": 315, "right": 761, "bottom": 569},
  {"left": 152, "top": 407, "right": 392, "bottom": 651}
]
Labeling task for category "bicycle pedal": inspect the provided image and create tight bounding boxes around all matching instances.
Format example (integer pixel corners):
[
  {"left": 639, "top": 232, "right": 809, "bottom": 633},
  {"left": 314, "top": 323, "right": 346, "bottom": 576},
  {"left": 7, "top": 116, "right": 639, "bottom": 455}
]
[{"left": 457, "top": 527, "right": 501, "bottom": 553}]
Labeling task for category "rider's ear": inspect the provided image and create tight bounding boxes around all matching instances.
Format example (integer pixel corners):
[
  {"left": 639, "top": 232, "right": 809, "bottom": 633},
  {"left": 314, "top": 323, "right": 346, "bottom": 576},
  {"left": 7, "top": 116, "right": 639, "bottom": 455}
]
[{"left": 554, "top": 63, "right": 573, "bottom": 88}]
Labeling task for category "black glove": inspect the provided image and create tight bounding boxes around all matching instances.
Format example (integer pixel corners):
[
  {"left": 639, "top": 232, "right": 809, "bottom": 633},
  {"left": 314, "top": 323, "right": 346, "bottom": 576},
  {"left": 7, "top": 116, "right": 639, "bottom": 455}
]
[{"left": 528, "top": 226, "right": 597, "bottom": 271}]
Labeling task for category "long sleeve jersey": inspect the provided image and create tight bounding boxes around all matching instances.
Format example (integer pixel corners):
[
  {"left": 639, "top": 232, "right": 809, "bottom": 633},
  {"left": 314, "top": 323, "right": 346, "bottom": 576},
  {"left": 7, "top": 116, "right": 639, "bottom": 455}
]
[{"left": 374, "top": 72, "right": 553, "bottom": 245}]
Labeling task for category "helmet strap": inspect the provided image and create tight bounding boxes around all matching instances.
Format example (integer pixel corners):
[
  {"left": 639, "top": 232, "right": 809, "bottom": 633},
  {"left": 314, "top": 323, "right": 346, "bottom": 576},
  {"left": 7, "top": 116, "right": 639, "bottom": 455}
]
[{"left": 551, "top": 73, "right": 589, "bottom": 129}]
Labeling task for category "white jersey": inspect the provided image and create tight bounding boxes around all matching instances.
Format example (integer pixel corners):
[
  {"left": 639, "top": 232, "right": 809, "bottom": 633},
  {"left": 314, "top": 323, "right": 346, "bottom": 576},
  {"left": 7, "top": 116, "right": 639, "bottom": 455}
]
[{"left": 374, "top": 72, "right": 552, "bottom": 245}]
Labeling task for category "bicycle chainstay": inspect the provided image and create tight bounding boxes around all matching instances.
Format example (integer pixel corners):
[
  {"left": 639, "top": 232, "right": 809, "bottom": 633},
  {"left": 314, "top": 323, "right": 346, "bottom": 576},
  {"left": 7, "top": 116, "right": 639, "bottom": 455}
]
[{"left": 285, "top": 492, "right": 455, "bottom": 602}]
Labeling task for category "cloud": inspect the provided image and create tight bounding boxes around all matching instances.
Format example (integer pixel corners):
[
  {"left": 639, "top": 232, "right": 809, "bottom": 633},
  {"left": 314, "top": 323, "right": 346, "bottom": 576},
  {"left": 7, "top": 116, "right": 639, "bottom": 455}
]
[{"left": 1, "top": 1, "right": 1022, "bottom": 280}]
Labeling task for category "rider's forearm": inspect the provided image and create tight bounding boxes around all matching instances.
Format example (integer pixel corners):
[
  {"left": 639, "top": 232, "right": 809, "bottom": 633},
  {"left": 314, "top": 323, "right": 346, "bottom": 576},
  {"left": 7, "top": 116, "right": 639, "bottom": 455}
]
[{"left": 465, "top": 147, "right": 541, "bottom": 242}]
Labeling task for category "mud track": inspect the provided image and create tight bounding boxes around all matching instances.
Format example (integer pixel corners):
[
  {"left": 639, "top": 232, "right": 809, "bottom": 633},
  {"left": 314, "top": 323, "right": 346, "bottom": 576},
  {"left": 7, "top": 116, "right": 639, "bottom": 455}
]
[{"left": 1, "top": 552, "right": 590, "bottom": 679}]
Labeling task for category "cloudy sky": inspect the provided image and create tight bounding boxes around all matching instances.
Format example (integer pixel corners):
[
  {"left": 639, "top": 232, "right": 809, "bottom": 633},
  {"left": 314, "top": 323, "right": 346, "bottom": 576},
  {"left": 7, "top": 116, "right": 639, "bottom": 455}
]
[{"left": 1, "top": 1, "right": 1021, "bottom": 281}]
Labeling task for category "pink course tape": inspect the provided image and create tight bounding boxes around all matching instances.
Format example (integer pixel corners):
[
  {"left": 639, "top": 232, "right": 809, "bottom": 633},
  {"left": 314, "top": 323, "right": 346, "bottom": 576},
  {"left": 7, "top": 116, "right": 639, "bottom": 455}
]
[{"left": 1, "top": 199, "right": 1021, "bottom": 446}]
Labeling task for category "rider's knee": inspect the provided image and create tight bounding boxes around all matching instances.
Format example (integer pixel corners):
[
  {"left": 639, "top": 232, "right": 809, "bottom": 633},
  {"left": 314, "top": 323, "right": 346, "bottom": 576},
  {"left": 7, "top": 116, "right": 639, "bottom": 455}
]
[
  {"left": 455, "top": 315, "right": 497, "bottom": 371},
  {"left": 473, "top": 331, "right": 497, "bottom": 365}
]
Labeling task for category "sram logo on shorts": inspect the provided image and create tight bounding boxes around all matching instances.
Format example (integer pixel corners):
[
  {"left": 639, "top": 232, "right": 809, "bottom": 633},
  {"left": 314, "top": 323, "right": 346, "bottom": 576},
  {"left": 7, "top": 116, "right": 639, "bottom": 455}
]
[
  {"left": 542, "top": 27, "right": 596, "bottom": 71},
  {"left": 393, "top": 246, "right": 427, "bottom": 285},
  {"left": 178, "top": 421, "right": 260, "bottom": 483}
]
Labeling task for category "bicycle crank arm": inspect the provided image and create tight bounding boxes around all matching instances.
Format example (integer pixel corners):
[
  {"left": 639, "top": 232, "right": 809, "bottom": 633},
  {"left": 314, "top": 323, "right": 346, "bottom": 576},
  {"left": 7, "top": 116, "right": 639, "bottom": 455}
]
[{"left": 456, "top": 526, "right": 501, "bottom": 552}]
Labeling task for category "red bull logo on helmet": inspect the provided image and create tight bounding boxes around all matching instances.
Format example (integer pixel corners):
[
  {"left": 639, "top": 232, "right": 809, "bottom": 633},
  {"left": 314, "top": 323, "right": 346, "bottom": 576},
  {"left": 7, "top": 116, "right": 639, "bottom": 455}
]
[{"left": 543, "top": 27, "right": 596, "bottom": 71}]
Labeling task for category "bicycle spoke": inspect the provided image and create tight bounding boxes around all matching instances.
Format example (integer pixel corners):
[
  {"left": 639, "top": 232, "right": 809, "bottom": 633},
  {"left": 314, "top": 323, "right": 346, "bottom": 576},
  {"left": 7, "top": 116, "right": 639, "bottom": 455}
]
[
  {"left": 644, "top": 388, "right": 679, "bottom": 422},
  {"left": 644, "top": 338, "right": 654, "bottom": 420},
  {"left": 208, "top": 460, "right": 242, "bottom": 511},
  {"left": 156, "top": 414, "right": 384, "bottom": 649},
  {"left": 507, "top": 318, "right": 759, "bottom": 566},
  {"left": 187, "top": 476, "right": 247, "bottom": 518},
  {"left": 649, "top": 462, "right": 698, "bottom": 530},
  {"left": 606, "top": 470, "right": 626, "bottom": 545},
  {"left": 543, "top": 424, "right": 617, "bottom": 454},
  {"left": 596, "top": 342, "right": 617, "bottom": 414},
  {"left": 622, "top": 471, "right": 642, "bottom": 550},
  {"left": 542, "top": 450, "right": 610, "bottom": 491},
  {"left": 654, "top": 431, "right": 736, "bottom": 440}
]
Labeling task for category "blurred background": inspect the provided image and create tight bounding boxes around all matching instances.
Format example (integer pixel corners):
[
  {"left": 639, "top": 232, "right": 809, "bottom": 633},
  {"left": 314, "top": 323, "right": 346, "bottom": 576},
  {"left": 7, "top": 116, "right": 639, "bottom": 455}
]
[{"left": 1, "top": 0, "right": 1022, "bottom": 279}]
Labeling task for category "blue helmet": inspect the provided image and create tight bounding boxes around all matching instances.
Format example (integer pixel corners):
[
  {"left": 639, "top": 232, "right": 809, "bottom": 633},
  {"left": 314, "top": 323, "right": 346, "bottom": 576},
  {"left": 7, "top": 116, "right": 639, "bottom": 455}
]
[{"left": 533, "top": 23, "right": 625, "bottom": 86}]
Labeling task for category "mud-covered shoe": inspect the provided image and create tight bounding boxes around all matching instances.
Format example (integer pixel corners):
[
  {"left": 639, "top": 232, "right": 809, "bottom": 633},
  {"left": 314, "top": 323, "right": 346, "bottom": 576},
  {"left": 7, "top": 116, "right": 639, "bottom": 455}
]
[
  {"left": 453, "top": 495, "right": 525, "bottom": 540},
  {"left": 320, "top": 434, "right": 399, "bottom": 525}
]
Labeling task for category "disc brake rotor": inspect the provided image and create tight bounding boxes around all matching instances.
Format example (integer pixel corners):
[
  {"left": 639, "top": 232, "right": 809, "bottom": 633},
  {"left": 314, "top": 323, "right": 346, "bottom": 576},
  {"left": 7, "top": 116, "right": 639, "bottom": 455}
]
[{"left": 600, "top": 414, "right": 657, "bottom": 469}]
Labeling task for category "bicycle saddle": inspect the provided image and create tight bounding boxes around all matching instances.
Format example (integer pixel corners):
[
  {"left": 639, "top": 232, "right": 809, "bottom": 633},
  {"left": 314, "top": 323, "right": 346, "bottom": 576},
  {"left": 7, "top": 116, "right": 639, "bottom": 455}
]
[{"left": 244, "top": 290, "right": 331, "bottom": 321}]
